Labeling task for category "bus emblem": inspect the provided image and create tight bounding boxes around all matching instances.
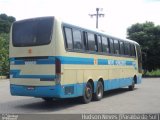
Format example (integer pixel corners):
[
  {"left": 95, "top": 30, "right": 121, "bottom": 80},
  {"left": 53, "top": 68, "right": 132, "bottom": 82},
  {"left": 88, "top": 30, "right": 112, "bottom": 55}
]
[{"left": 28, "top": 49, "right": 32, "bottom": 54}]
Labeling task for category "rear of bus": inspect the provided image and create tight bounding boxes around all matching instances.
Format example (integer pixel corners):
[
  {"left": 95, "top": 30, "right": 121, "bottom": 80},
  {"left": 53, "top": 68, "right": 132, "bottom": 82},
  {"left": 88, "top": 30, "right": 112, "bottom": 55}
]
[{"left": 9, "top": 17, "right": 62, "bottom": 98}]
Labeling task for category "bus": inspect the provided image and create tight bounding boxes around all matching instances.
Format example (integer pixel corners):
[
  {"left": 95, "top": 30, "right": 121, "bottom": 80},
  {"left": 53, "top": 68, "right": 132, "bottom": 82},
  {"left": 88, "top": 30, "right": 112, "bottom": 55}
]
[{"left": 9, "top": 16, "right": 142, "bottom": 103}]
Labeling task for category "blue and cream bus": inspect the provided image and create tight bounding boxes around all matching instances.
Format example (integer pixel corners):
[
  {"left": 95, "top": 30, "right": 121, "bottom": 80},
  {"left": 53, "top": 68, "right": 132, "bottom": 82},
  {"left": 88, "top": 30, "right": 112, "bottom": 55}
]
[{"left": 9, "top": 16, "right": 142, "bottom": 103}]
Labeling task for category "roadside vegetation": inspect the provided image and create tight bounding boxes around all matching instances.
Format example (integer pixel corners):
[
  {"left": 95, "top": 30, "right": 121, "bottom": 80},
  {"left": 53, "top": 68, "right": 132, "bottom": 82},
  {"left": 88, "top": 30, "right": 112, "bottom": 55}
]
[
  {"left": 145, "top": 69, "right": 160, "bottom": 77},
  {"left": 0, "top": 13, "right": 15, "bottom": 76},
  {"left": 127, "top": 22, "right": 160, "bottom": 77}
]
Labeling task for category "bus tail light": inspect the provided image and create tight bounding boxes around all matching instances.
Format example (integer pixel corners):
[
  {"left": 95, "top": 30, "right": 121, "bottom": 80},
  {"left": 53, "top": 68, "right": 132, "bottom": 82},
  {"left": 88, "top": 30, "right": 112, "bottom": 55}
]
[{"left": 55, "top": 58, "right": 61, "bottom": 84}]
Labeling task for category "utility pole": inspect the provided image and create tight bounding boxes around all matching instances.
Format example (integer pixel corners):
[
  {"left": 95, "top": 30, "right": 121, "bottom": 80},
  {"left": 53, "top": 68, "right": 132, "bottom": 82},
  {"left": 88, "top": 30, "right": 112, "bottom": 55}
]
[{"left": 89, "top": 8, "right": 105, "bottom": 29}]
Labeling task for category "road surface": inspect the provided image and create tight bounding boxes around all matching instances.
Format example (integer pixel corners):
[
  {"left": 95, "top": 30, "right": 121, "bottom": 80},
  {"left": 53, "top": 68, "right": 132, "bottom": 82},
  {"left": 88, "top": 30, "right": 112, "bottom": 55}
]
[{"left": 0, "top": 78, "right": 160, "bottom": 114}]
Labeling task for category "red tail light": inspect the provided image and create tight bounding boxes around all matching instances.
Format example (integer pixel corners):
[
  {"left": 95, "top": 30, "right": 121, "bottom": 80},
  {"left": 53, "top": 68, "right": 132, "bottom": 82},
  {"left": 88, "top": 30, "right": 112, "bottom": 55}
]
[{"left": 55, "top": 58, "right": 61, "bottom": 75}]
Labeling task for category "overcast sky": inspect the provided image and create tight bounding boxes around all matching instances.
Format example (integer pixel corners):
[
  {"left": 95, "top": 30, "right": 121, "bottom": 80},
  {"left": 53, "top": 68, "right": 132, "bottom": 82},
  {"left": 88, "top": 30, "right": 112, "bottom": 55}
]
[{"left": 0, "top": 0, "right": 160, "bottom": 38}]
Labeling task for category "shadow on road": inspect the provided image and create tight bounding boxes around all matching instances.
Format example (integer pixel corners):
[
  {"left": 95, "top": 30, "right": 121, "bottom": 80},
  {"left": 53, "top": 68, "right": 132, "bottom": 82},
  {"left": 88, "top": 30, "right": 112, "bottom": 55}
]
[
  {"left": 12, "top": 88, "right": 137, "bottom": 113},
  {"left": 103, "top": 88, "right": 138, "bottom": 98}
]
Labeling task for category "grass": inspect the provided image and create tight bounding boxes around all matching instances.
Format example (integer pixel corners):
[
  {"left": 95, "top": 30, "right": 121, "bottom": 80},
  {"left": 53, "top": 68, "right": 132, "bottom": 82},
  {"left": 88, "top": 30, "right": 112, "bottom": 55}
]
[{"left": 145, "top": 69, "right": 160, "bottom": 77}]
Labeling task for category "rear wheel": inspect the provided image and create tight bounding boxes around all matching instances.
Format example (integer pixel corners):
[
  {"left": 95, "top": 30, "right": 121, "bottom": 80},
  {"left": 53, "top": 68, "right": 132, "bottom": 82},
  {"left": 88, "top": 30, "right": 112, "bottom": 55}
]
[
  {"left": 128, "top": 79, "right": 135, "bottom": 91},
  {"left": 81, "top": 82, "right": 93, "bottom": 104},
  {"left": 93, "top": 81, "right": 103, "bottom": 101}
]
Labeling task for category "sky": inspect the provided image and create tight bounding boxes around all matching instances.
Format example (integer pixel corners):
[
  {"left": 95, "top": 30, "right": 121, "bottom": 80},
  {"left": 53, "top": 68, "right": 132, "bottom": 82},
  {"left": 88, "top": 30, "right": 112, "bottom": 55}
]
[{"left": 0, "top": 0, "right": 160, "bottom": 38}]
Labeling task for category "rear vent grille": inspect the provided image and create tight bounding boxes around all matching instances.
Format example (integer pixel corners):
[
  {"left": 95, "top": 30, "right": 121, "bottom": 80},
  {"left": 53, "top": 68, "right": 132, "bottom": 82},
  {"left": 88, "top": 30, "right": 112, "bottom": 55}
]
[{"left": 64, "top": 86, "right": 74, "bottom": 95}]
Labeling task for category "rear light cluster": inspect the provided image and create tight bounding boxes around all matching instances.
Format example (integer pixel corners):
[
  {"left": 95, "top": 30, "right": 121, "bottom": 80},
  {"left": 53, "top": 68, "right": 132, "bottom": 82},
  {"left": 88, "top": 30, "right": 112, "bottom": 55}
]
[
  {"left": 55, "top": 58, "right": 61, "bottom": 74},
  {"left": 55, "top": 58, "right": 61, "bottom": 84}
]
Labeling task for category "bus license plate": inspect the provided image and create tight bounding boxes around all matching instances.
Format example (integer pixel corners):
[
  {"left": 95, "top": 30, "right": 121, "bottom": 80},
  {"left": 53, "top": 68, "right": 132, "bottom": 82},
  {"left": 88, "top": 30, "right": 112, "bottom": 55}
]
[{"left": 27, "top": 86, "right": 35, "bottom": 90}]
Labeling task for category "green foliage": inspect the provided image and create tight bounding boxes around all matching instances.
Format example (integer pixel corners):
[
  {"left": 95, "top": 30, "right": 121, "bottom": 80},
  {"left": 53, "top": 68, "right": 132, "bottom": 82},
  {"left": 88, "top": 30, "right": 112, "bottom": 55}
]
[
  {"left": 0, "top": 13, "right": 16, "bottom": 34},
  {"left": 0, "top": 13, "right": 15, "bottom": 76},
  {"left": 127, "top": 22, "right": 160, "bottom": 72},
  {"left": 0, "top": 33, "right": 9, "bottom": 76},
  {"left": 145, "top": 69, "right": 160, "bottom": 77}
]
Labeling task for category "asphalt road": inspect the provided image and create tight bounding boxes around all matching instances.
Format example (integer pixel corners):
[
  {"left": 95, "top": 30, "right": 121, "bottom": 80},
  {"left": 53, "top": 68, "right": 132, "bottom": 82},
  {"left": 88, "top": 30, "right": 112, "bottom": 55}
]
[{"left": 0, "top": 78, "right": 160, "bottom": 114}]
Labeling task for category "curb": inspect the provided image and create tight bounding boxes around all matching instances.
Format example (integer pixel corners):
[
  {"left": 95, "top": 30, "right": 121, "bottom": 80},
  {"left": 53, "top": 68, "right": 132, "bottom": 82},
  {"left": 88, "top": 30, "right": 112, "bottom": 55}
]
[{"left": 0, "top": 76, "right": 7, "bottom": 79}]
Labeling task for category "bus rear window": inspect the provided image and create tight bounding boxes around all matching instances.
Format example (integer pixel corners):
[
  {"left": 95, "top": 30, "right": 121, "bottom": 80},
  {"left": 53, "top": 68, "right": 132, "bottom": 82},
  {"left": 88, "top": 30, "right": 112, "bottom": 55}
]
[{"left": 12, "top": 17, "right": 53, "bottom": 47}]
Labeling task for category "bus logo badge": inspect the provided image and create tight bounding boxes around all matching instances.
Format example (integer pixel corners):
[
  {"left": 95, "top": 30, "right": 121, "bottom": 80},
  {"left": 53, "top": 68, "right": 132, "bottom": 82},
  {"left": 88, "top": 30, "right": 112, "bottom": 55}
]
[{"left": 28, "top": 49, "right": 32, "bottom": 54}]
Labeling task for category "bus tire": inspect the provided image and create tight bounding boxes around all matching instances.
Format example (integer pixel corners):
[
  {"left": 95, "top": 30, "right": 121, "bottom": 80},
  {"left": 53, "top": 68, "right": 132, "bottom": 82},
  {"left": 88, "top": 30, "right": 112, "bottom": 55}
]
[
  {"left": 128, "top": 78, "right": 135, "bottom": 91},
  {"left": 93, "top": 81, "right": 104, "bottom": 101},
  {"left": 81, "top": 82, "right": 93, "bottom": 104}
]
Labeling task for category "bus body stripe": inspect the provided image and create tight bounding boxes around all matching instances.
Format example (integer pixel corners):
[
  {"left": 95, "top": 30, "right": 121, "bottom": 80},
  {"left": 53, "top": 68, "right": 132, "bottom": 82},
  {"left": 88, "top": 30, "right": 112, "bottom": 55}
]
[
  {"left": 36, "top": 57, "right": 55, "bottom": 64},
  {"left": 10, "top": 57, "right": 55, "bottom": 65},
  {"left": 56, "top": 56, "right": 94, "bottom": 64},
  {"left": 10, "top": 70, "right": 56, "bottom": 79},
  {"left": 98, "top": 59, "right": 108, "bottom": 65},
  {"left": 10, "top": 56, "right": 136, "bottom": 66}
]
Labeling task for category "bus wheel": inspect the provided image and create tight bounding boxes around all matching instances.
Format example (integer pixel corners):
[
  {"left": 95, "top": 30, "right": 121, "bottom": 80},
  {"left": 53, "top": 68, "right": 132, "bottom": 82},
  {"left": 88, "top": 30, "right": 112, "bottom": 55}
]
[
  {"left": 93, "top": 81, "right": 103, "bottom": 101},
  {"left": 81, "top": 82, "right": 93, "bottom": 104},
  {"left": 128, "top": 79, "right": 135, "bottom": 91}
]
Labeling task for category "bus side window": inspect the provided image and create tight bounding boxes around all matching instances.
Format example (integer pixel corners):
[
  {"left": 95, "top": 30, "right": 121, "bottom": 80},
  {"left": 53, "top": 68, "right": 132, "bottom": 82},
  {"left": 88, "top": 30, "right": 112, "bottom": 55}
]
[
  {"left": 72, "top": 29, "right": 83, "bottom": 50},
  {"left": 87, "top": 32, "right": 96, "bottom": 51},
  {"left": 64, "top": 27, "right": 73, "bottom": 50},
  {"left": 131, "top": 44, "right": 136, "bottom": 57},
  {"left": 102, "top": 36, "right": 109, "bottom": 53},
  {"left": 120, "top": 41, "right": 125, "bottom": 55},
  {"left": 109, "top": 38, "right": 114, "bottom": 54},
  {"left": 83, "top": 32, "right": 88, "bottom": 50},
  {"left": 136, "top": 45, "right": 142, "bottom": 73},
  {"left": 114, "top": 39, "right": 120, "bottom": 55},
  {"left": 124, "top": 42, "right": 130, "bottom": 56},
  {"left": 97, "top": 35, "right": 102, "bottom": 52}
]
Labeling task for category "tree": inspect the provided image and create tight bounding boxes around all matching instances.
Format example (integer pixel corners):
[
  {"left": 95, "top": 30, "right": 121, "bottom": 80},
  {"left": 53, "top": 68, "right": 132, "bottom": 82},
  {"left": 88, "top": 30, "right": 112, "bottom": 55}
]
[
  {"left": 0, "top": 33, "right": 9, "bottom": 76},
  {"left": 0, "top": 13, "right": 16, "bottom": 34},
  {"left": 0, "top": 13, "right": 16, "bottom": 76},
  {"left": 127, "top": 22, "right": 160, "bottom": 72}
]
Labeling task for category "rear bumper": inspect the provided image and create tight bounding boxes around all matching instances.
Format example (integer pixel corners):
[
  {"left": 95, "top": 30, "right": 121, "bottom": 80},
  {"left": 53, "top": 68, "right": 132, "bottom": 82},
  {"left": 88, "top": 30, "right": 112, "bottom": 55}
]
[
  {"left": 10, "top": 83, "right": 84, "bottom": 98},
  {"left": 10, "top": 84, "right": 61, "bottom": 98}
]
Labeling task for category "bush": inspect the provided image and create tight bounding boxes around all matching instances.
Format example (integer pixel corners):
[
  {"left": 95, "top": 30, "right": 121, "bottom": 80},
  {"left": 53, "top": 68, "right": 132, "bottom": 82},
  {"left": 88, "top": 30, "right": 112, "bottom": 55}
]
[{"left": 0, "top": 33, "right": 9, "bottom": 76}]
